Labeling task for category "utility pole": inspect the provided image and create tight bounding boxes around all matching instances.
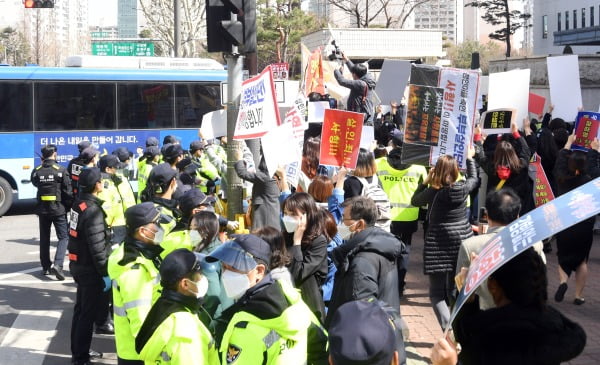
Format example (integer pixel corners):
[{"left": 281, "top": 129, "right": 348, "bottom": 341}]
[{"left": 173, "top": 0, "right": 180, "bottom": 57}]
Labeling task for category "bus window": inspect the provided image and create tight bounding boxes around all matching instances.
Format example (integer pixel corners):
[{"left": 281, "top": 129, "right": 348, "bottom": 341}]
[
  {"left": 35, "top": 82, "right": 116, "bottom": 131},
  {"left": 174, "top": 83, "right": 222, "bottom": 128},
  {"left": 118, "top": 83, "right": 174, "bottom": 129},
  {"left": 0, "top": 82, "right": 33, "bottom": 132}
]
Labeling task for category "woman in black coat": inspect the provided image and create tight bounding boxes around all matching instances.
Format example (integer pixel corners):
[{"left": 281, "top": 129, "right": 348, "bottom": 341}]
[
  {"left": 411, "top": 147, "right": 478, "bottom": 329},
  {"left": 282, "top": 192, "right": 328, "bottom": 323},
  {"left": 553, "top": 134, "right": 595, "bottom": 305}
]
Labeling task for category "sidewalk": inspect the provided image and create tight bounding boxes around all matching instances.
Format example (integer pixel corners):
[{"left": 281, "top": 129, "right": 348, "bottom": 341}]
[{"left": 402, "top": 229, "right": 600, "bottom": 365}]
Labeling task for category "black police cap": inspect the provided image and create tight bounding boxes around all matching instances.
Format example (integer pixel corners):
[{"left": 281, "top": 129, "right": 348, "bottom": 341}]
[
  {"left": 125, "top": 202, "right": 161, "bottom": 232},
  {"left": 160, "top": 249, "right": 202, "bottom": 287},
  {"left": 78, "top": 167, "right": 102, "bottom": 193}
]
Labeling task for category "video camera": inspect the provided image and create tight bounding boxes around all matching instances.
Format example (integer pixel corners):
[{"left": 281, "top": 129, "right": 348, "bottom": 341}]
[{"left": 328, "top": 40, "right": 343, "bottom": 61}]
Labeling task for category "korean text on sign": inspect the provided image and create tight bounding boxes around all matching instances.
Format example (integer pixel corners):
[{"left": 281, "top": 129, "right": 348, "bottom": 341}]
[{"left": 319, "top": 109, "right": 364, "bottom": 169}]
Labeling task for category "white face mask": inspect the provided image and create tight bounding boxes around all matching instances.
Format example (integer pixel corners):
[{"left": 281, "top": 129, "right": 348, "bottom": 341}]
[
  {"left": 221, "top": 269, "right": 250, "bottom": 300},
  {"left": 337, "top": 222, "right": 354, "bottom": 240},
  {"left": 282, "top": 215, "right": 299, "bottom": 233},
  {"left": 152, "top": 227, "right": 165, "bottom": 245},
  {"left": 189, "top": 229, "right": 202, "bottom": 246},
  {"left": 188, "top": 276, "right": 209, "bottom": 299}
]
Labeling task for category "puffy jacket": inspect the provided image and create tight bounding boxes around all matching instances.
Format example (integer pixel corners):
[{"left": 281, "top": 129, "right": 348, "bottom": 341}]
[
  {"left": 160, "top": 230, "right": 194, "bottom": 259},
  {"left": 136, "top": 290, "right": 219, "bottom": 365},
  {"left": 326, "top": 226, "right": 403, "bottom": 326},
  {"left": 115, "top": 170, "right": 136, "bottom": 210},
  {"left": 31, "top": 159, "right": 73, "bottom": 215},
  {"left": 67, "top": 193, "right": 108, "bottom": 281},
  {"left": 108, "top": 238, "right": 163, "bottom": 361},
  {"left": 411, "top": 158, "right": 478, "bottom": 274},
  {"left": 333, "top": 59, "right": 376, "bottom": 122},
  {"left": 98, "top": 173, "right": 125, "bottom": 228},
  {"left": 137, "top": 161, "right": 156, "bottom": 203}
]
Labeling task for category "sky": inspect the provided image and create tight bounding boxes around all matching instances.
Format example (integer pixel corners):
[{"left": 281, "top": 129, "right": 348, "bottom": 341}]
[{"left": 88, "top": 0, "right": 118, "bottom": 27}]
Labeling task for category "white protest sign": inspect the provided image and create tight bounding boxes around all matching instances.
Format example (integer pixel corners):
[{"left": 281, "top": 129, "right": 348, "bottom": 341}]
[
  {"left": 233, "top": 65, "right": 281, "bottom": 140},
  {"left": 360, "top": 125, "right": 375, "bottom": 150},
  {"left": 200, "top": 109, "right": 227, "bottom": 139},
  {"left": 261, "top": 123, "right": 300, "bottom": 178},
  {"left": 307, "top": 101, "right": 330, "bottom": 123},
  {"left": 488, "top": 69, "right": 530, "bottom": 132},
  {"left": 431, "top": 68, "right": 480, "bottom": 169},
  {"left": 547, "top": 55, "right": 582, "bottom": 121},
  {"left": 282, "top": 94, "right": 309, "bottom": 186},
  {"left": 375, "top": 59, "right": 411, "bottom": 105}
]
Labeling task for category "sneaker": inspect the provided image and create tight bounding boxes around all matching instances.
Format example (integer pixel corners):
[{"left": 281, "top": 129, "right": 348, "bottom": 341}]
[
  {"left": 554, "top": 282, "right": 568, "bottom": 302},
  {"left": 95, "top": 322, "right": 115, "bottom": 335},
  {"left": 88, "top": 349, "right": 103, "bottom": 359},
  {"left": 51, "top": 266, "right": 65, "bottom": 281}
]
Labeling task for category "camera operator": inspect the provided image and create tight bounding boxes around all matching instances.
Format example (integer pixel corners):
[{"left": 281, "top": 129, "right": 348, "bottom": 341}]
[{"left": 333, "top": 52, "right": 376, "bottom": 125}]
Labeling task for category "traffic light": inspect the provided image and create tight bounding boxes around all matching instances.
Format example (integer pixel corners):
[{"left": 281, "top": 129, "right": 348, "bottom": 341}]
[
  {"left": 24, "top": 0, "right": 54, "bottom": 8},
  {"left": 206, "top": 0, "right": 256, "bottom": 54}
]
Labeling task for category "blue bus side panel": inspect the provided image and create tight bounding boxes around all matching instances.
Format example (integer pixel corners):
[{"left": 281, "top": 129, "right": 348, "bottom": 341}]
[{"left": 0, "top": 133, "right": 35, "bottom": 158}]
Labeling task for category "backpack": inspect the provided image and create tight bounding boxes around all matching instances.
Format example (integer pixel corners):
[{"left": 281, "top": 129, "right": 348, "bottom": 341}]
[{"left": 355, "top": 175, "right": 391, "bottom": 232}]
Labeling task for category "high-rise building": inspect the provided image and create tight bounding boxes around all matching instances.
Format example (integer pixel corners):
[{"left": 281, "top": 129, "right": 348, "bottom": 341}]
[
  {"left": 413, "top": 0, "right": 464, "bottom": 43},
  {"left": 118, "top": 0, "right": 138, "bottom": 38}
]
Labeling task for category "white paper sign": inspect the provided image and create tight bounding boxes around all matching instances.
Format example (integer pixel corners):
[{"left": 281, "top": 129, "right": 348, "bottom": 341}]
[
  {"left": 200, "top": 109, "right": 227, "bottom": 139},
  {"left": 360, "top": 125, "right": 375, "bottom": 150},
  {"left": 488, "top": 69, "right": 530, "bottom": 132},
  {"left": 283, "top": 93, "right": 309, "bottom": 186},
  {"left": 261, "top": 123, "right": 301, "bottom": 178},
  {"left": 375, "top": 59, "right": 411, "bottom": 105},
  {"left": 234, "top": 65, "right": 282, "bottom": 140},
  {"left": 307, "top": 101, "right": 330, "bottom": 123},
  {"left": 547, "top": 55, "right": 582, "bottom": 121}
]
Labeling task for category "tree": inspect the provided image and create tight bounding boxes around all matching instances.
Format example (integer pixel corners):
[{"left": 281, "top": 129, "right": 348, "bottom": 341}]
[
  {"left": 327, "top": 0, "right": 432, "bottom": 28},
  {"left": 465, "top": 0, "right": 531, "bottom": 58},
  {"left": 0, "top": 27, "right": 30, "bottom": 65},
  {"left": 257, "top": 0, "right": 324, "bottom": 76},
  {"left": 446, "top": 40, "right": 503, "bottom": 74}
]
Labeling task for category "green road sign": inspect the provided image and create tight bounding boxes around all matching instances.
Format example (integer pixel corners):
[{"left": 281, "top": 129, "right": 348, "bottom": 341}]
[{"left": 91, "top": 42, "right": 154, "bottom": 56}]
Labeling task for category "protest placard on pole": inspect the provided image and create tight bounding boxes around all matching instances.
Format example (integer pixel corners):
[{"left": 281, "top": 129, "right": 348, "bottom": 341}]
[
  {"left": 376, "top": 60, "right": 411, "bottom": 105},
  {"left": 404, "top": 84, "right": 443, "bottom": 146},
  {"left": 572, "top": 111, "right": 600, "bottom": 151},
  {"left": 431, "top": 68, "right": 480, "bottom": 169},
  {"left": 200, "top": 109, "right": 227, "bottom": 139},
  {"left": 531, "top": 153, "right": 555, "bottom": 207},
  {"left": 488, "top": 69, "right": 530, "bottom": 129},
  {"left": 447, "top": 177, "right": 600, "bottom": 333},
  {"left": 320, "top": 109, "right": 364, "bottom": 168},
  {"left": 261, "top": 123, "right": 300, "bottom": 178},
  {"left": 233, "top": 65, "right": 281, "bottom": 140},
  {"left": 528, "top": 93, "right": 546, "bottom": 116},
  {"left": 281, "top": 93, "right": 309, "bottom": 186},
  {"left": 303, "top": 47, "right": 325, "bottom": 96},
  {"left": 547, "top": 55, "right": 582, "bottom": 121},
  {"left": 480, "top": 108, "right": 516, "bottom": 135}
]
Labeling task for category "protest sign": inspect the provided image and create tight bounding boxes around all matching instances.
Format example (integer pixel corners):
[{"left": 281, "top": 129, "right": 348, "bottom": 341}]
[
  {"left": 376, "top": 60, "right": 411, "bottom": 105},
  {"left": 480, "top": 108, "right": 516, "bottom": 135},
  {"left": 447, "top": 177, "right": 600, "bottom": 332},
  {"left": 404, "top": 84, "right": 443, "bottom": 146},
  {"left": 410, "top": 64, "right": 440, "bottom": 87},
  {"left": 530, "top": 153, "right": 555, "bottom": 207},
  {"left": 528, "top": 93, "right": 546, "bottom": 116},
  {"left": 271, "top": 62, "right": 289, "bottom": 80},
  {"left": 261, "top": 123, "right": 300, "bottom": 178},
  {"left": 282, "top": 94, "right": 309, "bottom": 186},
  {"left": 360, "top": 125, "right": 375, "bottom": 150},
  {"left": 547, "top": 55, "right": 582, "bottom": 121},
  {"left": 430, "top": 68, "right": 480, "bottom": 169},
  {"left": 304, "top": 47, "right": 325, "bottom": 96},
  {"left": 200, "top": 109, "right": 227, "bottom": 139},
  {"left": 572, "top": 111, "right": 600, "bottom": 151},
  {"left": 488, "top": 69, "right": 530, "bottom": 129},
  {"left": 320, "top": 109, "right": 364, "bottom": 168},
  {"left": 233, "top": 65, "right": 281, "bottom": 140},
  {"left": 307, "top": 101, "right": 330, "bottom": 123}
]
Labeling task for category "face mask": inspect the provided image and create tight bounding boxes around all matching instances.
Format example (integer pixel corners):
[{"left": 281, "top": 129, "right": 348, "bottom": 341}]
[
  {"left": 188, "top": 276, "right": 209, "bottom": 299},
  {"left": 152, "top": 226, "right": 165, "bottom": 245},
  {"left": 337, "top": 222, "right": 354, "bottom": 240},
  {"left": 496, "top": 165, "right": 512, "bottom": 180},
  {"left": 221, "top": 269, "right": 250, "bottom": 300},
  {"left": 282, "top": 215, "right": 299, "bottom": 233},
  {"left": 189, "top": 229, "right": 202, "bottom": 246}
]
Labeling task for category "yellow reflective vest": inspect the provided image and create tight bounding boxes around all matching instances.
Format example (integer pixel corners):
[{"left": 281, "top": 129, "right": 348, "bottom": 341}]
[
  {"left": 160, "top": 230, "right": 195, "bottom": 259},
  {"left": 376, "top": 158, "right": 427, "bottom": 222},
  {"left": 98, "top": 174, "right": 125, "bottom": 228},
  {"left": 108, "top": 243, "right": 162, "bottom": 361}
]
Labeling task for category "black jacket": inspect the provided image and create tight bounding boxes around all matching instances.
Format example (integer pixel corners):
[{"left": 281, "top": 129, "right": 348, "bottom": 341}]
[
  {"left": 411, "top": 158, "right": 477, "bottom": 274},
  {"left": 586, "top": 149, "right": 600, "bottom": 178},
  {"left": 454, "top": 300, "right": 586, "bottom": 365},
  {"left": 326, "top": 226, "right": 403, "bottom": 326},
  {"left": 68, "top": 193, "right": 109, "bottom": 281},
  {"left": 31, "top": 159, "right": 73, "bottom": 215},
  {"left": 333, "top": 60, "right": 376, "bottom": 122}
]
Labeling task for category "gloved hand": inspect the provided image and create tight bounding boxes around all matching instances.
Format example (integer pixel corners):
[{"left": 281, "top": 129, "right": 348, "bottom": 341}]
[
  {"left": 102, "top": 276, "right": 112, "bottom": 292},
  {"left": 226, "top": 221, "right": 240, "bottom": 230}
]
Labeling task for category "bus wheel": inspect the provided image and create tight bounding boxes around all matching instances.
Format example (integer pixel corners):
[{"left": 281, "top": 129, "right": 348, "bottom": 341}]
[{"left": 0, "top": 176, "right": 13, "bottom": 216}]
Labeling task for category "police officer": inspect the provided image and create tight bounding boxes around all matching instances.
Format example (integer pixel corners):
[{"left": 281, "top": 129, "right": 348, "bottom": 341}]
[
  {"left": 31, "top": 144, "right": 73, "bottom": 280},
  {"left": 137, "top": 136, "right": 160, "bottom": 179},
  {"left": 189, "top": 140, "right": 220, "bottom": 194},
  {"left": 98, "top": 155, "right": 127, "bottom": 245},
  {"left": 208, "top": 235, "right": 315, "bottom": 365},
  {"left": 68, "top": 167, "right": 110, "bottom": 365},
  {"left": 135, "top": 249, "right": 219, "bottom": 364},
  {"left": 139, "top": 163, "right": 180, "bottom": 235},
  {"left": 137, "top": 146, "right": 160, "bottom": 203},
  {"left": 67, "top": 140, "right": 91, "bottom": 199},
  {"left": 108, "top": 202, "right": 166, "bottom": 365},
  {"left": 112, "top": 147, "right": 137, "bottom": 211}
]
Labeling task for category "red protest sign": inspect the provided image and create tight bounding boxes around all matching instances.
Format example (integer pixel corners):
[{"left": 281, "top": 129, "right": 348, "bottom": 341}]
[
  {"left": 573, "top": 111, "right": 600, "bottom": 150},
  {"left": 320, "top": 109, "right": 364, "bottom": 168},
  {"left": 531, "top": 153, "right": 555, "bottom": 207},
  {"left": 528, "top": 93, "right": 546, "bottom": 115}
]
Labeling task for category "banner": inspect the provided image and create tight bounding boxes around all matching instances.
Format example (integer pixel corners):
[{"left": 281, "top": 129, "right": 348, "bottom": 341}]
[
  {"left": 547, "top": 55, "right": 582, "bottom": 121},
  {"left": 320, "top": 109, "right": 364, "bottom": 168},
  {"left": 234, "top": 65, "right": 281, "bottom": 140},
  {"left": 480, "top": 108, "right": 516, "bottom": 135},
  {"left": 431, "top": 68, "right": 480, "bottom": 169},
  {"left": 572, "top": 111, "right": 600, "bottom": 151},
  {"left": 304, "top": 47, "right": 325, "bottom": 96},
  {"left": 531, "top": 153, "right": 555, "bottom": 207},
  {"left": 405, "top": 84, "right": 443, "bottom": 146},
  {"left": 528, "top": 93, "right": 546, "bottom": 116},
  {"left": 447, "top": 177, "right": 600, "bottom": 332}
]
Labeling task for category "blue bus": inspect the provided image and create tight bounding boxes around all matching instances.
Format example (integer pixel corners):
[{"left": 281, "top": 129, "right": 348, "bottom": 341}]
[{"left": 0, "top": 63, "right": 227, "bottom": 215}]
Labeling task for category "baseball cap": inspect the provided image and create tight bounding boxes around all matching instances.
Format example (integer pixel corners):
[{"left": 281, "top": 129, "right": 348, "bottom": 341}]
[
  {"left": 77, "top": 140, "right": 92, "bottom": 153},
  {"left": 113, "top": 147, "right": 133, "bottom": 163},
  {"left": 145, "top": 136, "right": 159, "bottom": 147},
  {"left": 148, "top": 163, "right": 177, "bottom": 187},
  {"left": 80, "top": 147, "right": 99, "bottom": 164},
  {"left": 99, "top": 154, "right": 120, "bottom": 171},
  {"left": 144, "top": 146, "right": 160, "bottom": 159},
  {"left": 176, "top": 158, "right": 197, "bottom": 174},
  {"left": 207, "top": 234, "right": 272, "bottom": 272},
  {"left": 78, "top": 167, "right": 102, "bottom": 193},
  {"left": 160, "top": 249, "right": 203, "bottom": 287},
  {"left": 125, "top": 202, "right": 161, "bottom": 233},
  {"left": 329, "top": 300, "right": 397, "bottom": 365},
  {"left": 162, "top": 143, "right": 184, "bottom": 160},
  {"left": 178, "top": 189, "right": 214, "bottom": 216},
  {"left": 163, "top": 135, "right": 179, "bottom": 145},
  {"left": 189, "top": 140, "right": 206, "bottom": 153}
]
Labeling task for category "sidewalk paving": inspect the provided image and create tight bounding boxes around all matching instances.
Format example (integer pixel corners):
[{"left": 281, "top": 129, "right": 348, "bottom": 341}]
[{"left": 402, "top": 229, "right": 600, "bottom": 365}]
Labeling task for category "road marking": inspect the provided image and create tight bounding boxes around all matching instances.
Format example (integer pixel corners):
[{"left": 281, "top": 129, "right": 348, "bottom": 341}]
[
  {"left": 0, "top": 279, "right": 75, "bottom": 285},
  {"left": 0, "top": 267, "right": 40, "bottom": 281},
  {"left": 0, "top": 310, "right": 61, "bottom": 365}
]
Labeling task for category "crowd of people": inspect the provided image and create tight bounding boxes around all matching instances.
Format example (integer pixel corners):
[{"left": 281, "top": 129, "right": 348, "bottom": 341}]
[{"left": 30, "top": 81, "right": 600, "bottom": 365}]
